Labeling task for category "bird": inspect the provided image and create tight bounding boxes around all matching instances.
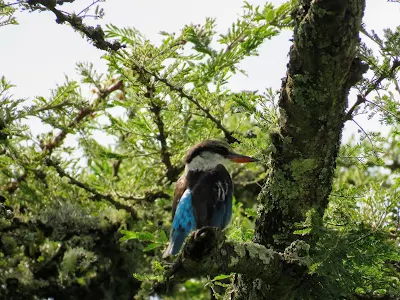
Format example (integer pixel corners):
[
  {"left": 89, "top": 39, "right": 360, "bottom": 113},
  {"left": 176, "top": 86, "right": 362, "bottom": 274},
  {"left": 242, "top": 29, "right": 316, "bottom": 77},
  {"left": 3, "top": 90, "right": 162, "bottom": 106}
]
[{"left": 163, "top": 140, "right": 258, "bottom": 258}]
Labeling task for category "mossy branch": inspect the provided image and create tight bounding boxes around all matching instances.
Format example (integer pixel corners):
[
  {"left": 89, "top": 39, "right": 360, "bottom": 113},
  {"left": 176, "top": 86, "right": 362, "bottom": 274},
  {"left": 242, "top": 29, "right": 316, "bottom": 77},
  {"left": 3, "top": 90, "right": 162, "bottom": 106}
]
[{"left": 154, "top": 227, "right": 283, "bottom": 295}]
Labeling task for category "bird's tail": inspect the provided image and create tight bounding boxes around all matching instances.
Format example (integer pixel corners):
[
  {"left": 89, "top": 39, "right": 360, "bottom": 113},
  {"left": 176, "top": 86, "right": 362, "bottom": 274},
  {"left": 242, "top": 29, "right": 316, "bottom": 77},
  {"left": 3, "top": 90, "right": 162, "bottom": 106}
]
[
  {"left": 162, "top": 242, "right": 174, "bottom": 258},
  {"left": 163, "top": 229, "right": 188, "bottom": 258}
]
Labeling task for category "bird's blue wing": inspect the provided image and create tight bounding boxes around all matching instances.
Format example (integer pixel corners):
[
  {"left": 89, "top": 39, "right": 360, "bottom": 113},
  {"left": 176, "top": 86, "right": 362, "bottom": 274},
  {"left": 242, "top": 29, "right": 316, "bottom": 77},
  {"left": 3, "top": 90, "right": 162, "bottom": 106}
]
[{"left": 163, "top": 189, "right": 196, "bottom": 257}]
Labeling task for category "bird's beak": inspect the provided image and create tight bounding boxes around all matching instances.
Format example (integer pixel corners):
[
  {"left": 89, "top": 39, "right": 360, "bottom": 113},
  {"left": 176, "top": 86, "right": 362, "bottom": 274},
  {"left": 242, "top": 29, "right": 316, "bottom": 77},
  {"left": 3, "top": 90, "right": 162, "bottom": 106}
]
[{"left": 226, "top": 152, "right": 258, "bottom": 163}]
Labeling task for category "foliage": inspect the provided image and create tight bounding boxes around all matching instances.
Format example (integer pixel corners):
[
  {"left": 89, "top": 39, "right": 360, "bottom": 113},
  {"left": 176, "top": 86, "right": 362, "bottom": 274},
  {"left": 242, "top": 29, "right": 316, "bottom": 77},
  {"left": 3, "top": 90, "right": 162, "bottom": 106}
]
[
  {"left": 0, "top": 0, "right": 17, "bottom": 26},
  {"left": 0, "top": 0, "right": 399, "bottom": 299}
]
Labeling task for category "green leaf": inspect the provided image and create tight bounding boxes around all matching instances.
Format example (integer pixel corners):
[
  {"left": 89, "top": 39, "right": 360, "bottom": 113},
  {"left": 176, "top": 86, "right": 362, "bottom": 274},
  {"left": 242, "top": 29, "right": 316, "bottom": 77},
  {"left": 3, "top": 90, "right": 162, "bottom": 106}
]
[
  {"left": 244, "top": 207, "right": 257, "bottom": 218},
  {"left": 119, "top": 230, "right": 155, "bottom": 242},
  {"left": 293, "top": 228, "right": 312, "bottom": 236},
  {"left": 143, "top": 243, "right": 161, "bottom": 252},
  {"left": 156, "top": 230, "right": 168, "bottom": 244},
  {"left": 212, "top": 274, "right": 232, "bottom": 281}
]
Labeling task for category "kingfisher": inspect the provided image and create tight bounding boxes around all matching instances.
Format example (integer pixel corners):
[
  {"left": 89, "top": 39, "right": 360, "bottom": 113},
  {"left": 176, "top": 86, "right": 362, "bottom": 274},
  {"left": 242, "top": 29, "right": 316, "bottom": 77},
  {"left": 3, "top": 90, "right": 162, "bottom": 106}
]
[{"left": 163, "top": 140, "right": 258, "bottom": 258}]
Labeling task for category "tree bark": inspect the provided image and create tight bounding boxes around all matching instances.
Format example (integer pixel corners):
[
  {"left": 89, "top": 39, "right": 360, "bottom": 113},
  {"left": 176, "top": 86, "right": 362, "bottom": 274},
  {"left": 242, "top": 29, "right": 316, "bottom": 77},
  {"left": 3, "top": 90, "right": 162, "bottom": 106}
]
[{"left": 232, "top": 0, "right": 366, "bottom": 299}]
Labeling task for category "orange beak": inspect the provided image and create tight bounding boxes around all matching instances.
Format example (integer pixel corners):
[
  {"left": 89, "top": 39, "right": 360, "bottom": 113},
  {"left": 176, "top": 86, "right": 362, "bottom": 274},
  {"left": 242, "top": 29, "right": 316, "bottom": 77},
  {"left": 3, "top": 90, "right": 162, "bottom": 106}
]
[{"left": 226, "top": 153, "right": 258, "bottom": 163}]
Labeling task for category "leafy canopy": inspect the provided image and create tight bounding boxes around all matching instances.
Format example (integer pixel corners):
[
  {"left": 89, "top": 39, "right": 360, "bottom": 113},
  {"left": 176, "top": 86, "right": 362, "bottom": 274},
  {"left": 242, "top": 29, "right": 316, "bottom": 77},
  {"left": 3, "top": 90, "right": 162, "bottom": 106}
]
[{"left": 0, "top": 0, "right": 399, "bottom": 299}]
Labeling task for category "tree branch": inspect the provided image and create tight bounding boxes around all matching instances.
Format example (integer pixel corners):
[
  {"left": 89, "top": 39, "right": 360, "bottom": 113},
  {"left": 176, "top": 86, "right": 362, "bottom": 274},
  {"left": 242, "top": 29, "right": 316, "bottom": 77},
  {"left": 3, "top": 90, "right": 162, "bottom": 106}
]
[
  {"left": 3, "top": 81, "right": 125, "bottom": 196},
  {"left": 27, "top": 0, "right": 122, "bottom": 51},
  {"left": 136, "top": 70, "right": 181, "bottom": 182},
  {"left": 154, "top": 227, "right": 283, "bottom": 295},
  {"left": 27, "top": 0, "right": 239, "bottom": 146},
  {"left": 345, "top": 59, "right": 400, "bottom": 121},
  {"left": 44, "top": 158, "right": 137, "bottom": 216},
  {"left": 42, "top": 80, "right": 123, "bottom": 154},
  {"left": 133, "top": 63, "right": 240, "bottom": 145},
  {"left": 113, "top": 190, "right": 170, "bottom": 202}
]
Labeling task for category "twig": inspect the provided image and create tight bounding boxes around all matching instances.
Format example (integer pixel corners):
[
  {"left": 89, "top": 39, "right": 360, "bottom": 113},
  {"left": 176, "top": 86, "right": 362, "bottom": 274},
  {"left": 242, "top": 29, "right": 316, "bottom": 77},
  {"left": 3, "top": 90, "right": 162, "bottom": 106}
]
[
  {"left": 55, "top": 0, "right": 75, "bottom": 4},
  {"left": 364, "top": 98, "right": 399, "bottom": 121},
  {"left": 2, "top": 1, "right": 20, "bottom": 7},
  {"left": 27, "top": 0, "right": 122, "bottom": 51},
  {"left": 136, "top": 71, "right": 181, "bottom": 182},
  {"left": 345, "top": 60, "right": 400, "bottom": 121},
  {"left": 44, "top": 158, "right": 137, "bottom": 216},
  {"left": 349, "top": 231, "right": 374, "bottom": 245},
  {"left": 33, "top": 100, "right": 72, "bottom": 113},
  {"left": 42, "top": 80, "right": 123, "bottom": 154},
  {"left": 134, "top": 64, "right": 240, "bottom": 144},
  {"left": 77, "top": 0, "right": 100, "bottom": 16},
  {"left": 114, "top": 191, "right": 170, "bottom": 202},
  {"left": 351, "top": 119, "right": 378, "bottom": 157},
  {"left": 112, "top": 159, "right": 122, "bottom": 179}
]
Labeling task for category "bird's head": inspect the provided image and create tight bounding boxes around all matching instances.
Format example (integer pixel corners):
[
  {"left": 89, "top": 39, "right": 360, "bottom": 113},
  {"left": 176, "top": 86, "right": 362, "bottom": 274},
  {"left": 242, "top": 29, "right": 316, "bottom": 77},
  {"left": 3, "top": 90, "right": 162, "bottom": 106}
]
[{"left": 184, "top": 140, "right": 258, "bottom": 172}]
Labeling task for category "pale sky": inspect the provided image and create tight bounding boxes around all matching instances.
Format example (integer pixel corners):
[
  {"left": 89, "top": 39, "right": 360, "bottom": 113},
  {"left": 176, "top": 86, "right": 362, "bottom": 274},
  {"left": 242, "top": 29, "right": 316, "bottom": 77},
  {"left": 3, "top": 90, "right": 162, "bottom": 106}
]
[{"left": 1, "top": 0, "right": 399, "bottom": 143}]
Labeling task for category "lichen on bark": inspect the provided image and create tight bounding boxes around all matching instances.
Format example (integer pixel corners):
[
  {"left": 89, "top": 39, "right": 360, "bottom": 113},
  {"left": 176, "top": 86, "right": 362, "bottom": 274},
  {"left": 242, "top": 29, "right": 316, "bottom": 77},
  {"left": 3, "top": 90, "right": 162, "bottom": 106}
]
[{"left": 232, "top": 0, "right": 366, "bottom": 299}]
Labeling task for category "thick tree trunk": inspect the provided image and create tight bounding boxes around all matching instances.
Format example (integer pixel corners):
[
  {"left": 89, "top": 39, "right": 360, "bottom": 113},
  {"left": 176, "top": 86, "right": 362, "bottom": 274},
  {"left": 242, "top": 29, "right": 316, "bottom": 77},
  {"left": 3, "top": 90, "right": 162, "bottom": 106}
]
[{"left": 232, "top": 0, "right": 366, "bottom": 299}]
